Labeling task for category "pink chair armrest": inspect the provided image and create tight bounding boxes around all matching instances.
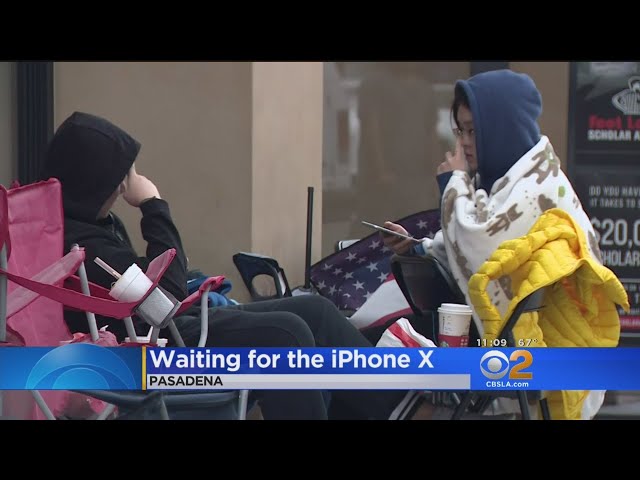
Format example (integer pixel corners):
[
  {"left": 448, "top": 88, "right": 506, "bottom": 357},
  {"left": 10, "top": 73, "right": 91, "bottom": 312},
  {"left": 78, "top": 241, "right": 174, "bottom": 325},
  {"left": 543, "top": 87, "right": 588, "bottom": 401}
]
[{"left": 176, "top": 275, "right": 227, "bottom": 316}]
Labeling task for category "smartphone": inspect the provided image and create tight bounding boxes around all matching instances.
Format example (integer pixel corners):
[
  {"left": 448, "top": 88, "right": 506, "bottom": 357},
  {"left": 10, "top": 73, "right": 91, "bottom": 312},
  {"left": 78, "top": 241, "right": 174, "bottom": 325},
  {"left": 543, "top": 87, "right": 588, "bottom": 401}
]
[{"left": 361, "top": 221, "right": 420, "bottom": 243}]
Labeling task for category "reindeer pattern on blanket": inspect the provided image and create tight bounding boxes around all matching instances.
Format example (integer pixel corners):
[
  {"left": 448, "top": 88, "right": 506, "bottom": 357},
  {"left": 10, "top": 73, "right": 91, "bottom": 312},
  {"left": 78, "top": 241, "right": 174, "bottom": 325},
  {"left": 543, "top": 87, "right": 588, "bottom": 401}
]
[{"left": 434, "top": 136, "right": 601, "bottom": 336}]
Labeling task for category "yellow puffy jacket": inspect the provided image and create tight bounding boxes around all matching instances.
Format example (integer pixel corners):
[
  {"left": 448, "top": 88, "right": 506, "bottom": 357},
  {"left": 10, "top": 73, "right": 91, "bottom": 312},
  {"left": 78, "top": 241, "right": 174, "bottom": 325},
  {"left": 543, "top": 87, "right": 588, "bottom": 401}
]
[{"left": 467, "top": 208, "right": 630, "bottom": 420}]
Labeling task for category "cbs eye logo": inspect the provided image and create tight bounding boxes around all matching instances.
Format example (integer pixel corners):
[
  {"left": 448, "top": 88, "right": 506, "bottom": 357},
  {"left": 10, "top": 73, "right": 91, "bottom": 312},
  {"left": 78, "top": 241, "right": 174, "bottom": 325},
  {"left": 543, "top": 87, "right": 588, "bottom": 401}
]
[
  {"left": 479, "top": 350, "right": 533, "bottom": 380},
  {"left": 25, "top": 343, "right": 138, "bottom": 390}
]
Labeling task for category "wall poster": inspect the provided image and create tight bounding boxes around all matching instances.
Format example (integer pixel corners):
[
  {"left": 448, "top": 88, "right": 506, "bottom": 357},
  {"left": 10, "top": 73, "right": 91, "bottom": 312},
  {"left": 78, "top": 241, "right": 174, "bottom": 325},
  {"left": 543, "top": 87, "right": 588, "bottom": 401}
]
[{"left": 569, "top": 62, "right": 640, "bottom": 341}]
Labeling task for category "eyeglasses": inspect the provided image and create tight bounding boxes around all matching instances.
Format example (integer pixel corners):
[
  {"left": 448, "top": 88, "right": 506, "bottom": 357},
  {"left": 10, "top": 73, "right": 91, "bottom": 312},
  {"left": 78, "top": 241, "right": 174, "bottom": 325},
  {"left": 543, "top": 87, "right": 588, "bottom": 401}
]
[{"left": 452, "top": 127, "right": 475, "bottom": 139}]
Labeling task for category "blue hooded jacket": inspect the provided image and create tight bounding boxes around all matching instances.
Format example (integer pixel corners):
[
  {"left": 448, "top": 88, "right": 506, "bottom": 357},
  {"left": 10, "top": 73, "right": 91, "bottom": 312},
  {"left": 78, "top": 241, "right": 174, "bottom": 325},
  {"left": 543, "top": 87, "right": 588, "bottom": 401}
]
[{"left": 436, "top": 69, "right": 543, "bottom": 197}]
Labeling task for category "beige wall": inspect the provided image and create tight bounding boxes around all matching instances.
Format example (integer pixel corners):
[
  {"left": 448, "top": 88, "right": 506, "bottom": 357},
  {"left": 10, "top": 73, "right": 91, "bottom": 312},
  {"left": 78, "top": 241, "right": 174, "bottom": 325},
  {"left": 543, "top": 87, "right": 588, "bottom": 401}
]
[
  {"left": 251, "top": 62, "right": 323, "bottom": 289},
  {"left": 510, "top": 62, "right": 570, "bottom": 163},
  {"left": 0, "top": 62, "right": 16, "bottom": 187},
  {"left": 54, "top": 62, "right": 254, "bottom": 300},
  {"left": 53, "top": 62, "right": 324, "bottom": 302}
]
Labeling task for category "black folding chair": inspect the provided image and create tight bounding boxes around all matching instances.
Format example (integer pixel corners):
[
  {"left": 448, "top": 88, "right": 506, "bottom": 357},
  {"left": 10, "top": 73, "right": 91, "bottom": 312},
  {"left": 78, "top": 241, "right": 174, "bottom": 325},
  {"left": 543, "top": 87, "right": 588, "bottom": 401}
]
[
  {"left": 390, "top": 253, "right": 551, "bottom": 420},
  {"left": 232, "top": 252, "right": 292, "bottom": 302},
  {"left": 450, "top": 288, "right": 551, "bottom": 420},
  {"left": 391, "top": 254, "right": 465, "bottom": 317}
]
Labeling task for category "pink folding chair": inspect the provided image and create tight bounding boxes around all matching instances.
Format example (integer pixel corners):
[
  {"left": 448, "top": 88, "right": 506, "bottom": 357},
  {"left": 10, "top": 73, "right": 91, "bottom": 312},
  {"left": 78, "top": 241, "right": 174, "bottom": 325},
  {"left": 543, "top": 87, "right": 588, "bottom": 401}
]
[{"left": 0, "top": 178, "right": 249, "bottom": 420}]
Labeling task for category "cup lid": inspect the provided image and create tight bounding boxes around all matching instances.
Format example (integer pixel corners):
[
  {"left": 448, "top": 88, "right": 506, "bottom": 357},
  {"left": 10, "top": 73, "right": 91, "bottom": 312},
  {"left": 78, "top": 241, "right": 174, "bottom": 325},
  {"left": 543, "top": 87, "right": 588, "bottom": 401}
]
[
  {"left": 110, "top": 264, "right": 146, "bottom": 298},
  {"left": 438, "top": 303, "right": 472, "bottom": 314}
]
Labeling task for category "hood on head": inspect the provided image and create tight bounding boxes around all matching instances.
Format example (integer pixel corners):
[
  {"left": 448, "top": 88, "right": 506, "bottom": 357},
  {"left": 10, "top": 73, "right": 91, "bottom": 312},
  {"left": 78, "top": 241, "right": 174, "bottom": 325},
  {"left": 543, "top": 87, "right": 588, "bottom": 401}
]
[
  {"left": 455, "top": 69, "right": 542, "bottom": 192},
  {"left": 40, "top": 112, "right": 140, "bottom": 222}
]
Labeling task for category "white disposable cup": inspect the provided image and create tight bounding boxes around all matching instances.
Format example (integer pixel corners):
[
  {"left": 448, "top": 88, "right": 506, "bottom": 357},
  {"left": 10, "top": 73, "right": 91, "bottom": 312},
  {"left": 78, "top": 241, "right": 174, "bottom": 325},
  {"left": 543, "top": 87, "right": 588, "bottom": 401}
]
[
  {"left": 110, "top": 264, "right": 153, "bottom": 302},
  {"left": 110, "top": 263, "right": 180, "bottom": 329},
  {"left": 437, "top": 303, "right": 473, "bottom": 347}
]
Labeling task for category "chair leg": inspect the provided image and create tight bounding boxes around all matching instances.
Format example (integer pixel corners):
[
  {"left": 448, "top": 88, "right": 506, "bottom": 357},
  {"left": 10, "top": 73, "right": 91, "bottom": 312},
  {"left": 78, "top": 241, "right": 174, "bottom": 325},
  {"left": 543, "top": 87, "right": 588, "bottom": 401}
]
[
  {"left": 471, "top": 395, "right": 493, "bottom": 414},
  {"left": 517, "top": 391, "right": 531, "bottom": 420},
  {"left": 167, "top": 320, "right": 186, "bottom": 347},
  {"left": 96, "top": 403, "right": 117, "bottom": 420},
  {"left": 31, "top": 391, "right": 56, "bottom": 420},
  {"left": 238, "top": 390, "right": 249, "bottom": 420},
  {"left": 158, "top": 394, "right": 170, "bottom": 420},
  {"left": 123, "top": 317, "right": 138, "bottom": 342},
  {"left": 539, "top": 398, "right": 551, "bottom": 420},
  {"left": 451, "top": 392, "right": 474, "bottom": 419}
]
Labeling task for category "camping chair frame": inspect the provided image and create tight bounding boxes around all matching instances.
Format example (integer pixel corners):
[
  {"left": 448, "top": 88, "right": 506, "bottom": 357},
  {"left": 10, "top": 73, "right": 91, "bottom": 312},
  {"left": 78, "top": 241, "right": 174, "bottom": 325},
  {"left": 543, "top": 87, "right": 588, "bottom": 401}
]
[
  {"left": 232, "top": 252, "right": 292, "bottom": 302},
  {"left": 0, "top": 242, "right": 250, "bottom": 421},
  {"left": 448, "top": 288, "right": 551, "bottom": 420},
  {"left": 390, "top": 253, "right": 551, "bottom": 420},
  {"left": 71, "top": 247, "right": 250, "bottom": 420}
]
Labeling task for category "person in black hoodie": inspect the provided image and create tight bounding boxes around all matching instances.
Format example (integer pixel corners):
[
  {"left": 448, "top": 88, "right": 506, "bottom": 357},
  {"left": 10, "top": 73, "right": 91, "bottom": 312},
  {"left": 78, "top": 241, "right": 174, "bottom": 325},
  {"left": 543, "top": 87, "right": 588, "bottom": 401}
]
[{"left": 40, "top": 111, "right": 441, "bottom": 421}]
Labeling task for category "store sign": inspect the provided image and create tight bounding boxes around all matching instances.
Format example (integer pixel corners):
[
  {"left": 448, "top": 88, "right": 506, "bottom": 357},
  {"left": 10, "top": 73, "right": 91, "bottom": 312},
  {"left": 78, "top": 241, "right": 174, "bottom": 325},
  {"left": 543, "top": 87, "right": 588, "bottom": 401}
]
[
  {"left": 573, "top": 62, "right": 640, "bottom": 154},
  {"left": 570, "top": 62, "right": 640, "bottom": 335},
  {"left": 575, "top": 172, "right": 640, "bottom": 331}
]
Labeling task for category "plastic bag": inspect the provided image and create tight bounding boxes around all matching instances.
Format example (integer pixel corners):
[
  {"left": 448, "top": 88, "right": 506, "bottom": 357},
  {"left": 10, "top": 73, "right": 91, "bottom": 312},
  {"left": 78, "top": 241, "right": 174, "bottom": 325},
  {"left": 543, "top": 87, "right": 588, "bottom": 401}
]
[
  {"left": 376, "top": 317, "right": 436, "bottom": 348},
  {"left": 58, "top": 328, "right": 119, "bottom": 419}
]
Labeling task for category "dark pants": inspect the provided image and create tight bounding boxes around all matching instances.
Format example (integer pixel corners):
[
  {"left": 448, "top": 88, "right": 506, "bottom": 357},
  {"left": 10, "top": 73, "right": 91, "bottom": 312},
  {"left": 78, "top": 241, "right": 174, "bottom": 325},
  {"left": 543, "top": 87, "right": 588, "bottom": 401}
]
[{"left": 172, "top": 295, "right": 412, "bottom": 420}]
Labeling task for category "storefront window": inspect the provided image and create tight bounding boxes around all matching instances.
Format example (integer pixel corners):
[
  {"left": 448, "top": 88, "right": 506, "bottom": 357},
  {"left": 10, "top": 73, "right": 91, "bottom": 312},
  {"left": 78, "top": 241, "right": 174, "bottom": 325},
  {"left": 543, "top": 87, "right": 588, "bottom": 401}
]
[{"left": 321, "top": 62, "right": 470, "bottom": 256}]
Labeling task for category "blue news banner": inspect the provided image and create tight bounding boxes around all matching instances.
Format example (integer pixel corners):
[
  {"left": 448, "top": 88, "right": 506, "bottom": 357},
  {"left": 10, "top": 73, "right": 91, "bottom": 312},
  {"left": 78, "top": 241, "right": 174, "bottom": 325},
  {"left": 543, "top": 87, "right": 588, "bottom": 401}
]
[{"left": 1, "top": 344, "right": 640, "bottom": 391}]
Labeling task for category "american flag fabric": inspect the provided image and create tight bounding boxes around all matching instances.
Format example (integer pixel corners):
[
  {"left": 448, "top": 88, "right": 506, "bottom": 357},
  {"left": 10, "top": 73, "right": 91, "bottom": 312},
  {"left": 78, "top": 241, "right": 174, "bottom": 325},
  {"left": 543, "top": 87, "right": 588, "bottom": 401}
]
[
  {"left": 310, "top": 209, "right": 440, "bottom": 329},
  {"left": 347, "top": 276, "right": 414, "bottom": 330}
]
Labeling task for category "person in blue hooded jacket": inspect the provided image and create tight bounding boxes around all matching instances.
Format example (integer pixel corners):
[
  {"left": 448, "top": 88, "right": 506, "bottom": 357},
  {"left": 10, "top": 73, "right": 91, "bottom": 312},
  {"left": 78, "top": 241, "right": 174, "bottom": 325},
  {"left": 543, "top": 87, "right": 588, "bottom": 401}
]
[
  {"left": 381, "top": 70, "right": 607, "bottom": 419},
  {"left": 380, "top": 68, "right": 599, "bottom": 322}
]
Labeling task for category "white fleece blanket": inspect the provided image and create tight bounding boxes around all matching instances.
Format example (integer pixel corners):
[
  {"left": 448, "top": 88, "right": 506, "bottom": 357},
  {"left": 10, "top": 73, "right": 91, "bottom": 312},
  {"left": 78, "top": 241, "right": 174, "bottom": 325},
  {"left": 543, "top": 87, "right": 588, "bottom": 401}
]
[{"left": 420, "top": 135, "right": 607, "bottom": 419}]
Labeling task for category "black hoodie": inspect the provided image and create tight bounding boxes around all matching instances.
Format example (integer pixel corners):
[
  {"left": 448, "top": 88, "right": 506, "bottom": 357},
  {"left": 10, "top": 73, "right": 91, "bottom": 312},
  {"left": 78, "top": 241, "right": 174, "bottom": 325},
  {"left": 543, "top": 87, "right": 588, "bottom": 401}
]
[{"left": 40, "top": 112, "right": 188, "bottom": 341}]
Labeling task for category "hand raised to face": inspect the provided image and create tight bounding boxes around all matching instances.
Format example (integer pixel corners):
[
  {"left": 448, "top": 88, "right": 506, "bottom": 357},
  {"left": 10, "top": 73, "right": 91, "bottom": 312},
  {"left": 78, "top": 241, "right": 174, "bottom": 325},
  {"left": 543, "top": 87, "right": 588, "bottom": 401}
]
[{"left": 121, "top": 164, "right": 161, "bottom": 207}]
